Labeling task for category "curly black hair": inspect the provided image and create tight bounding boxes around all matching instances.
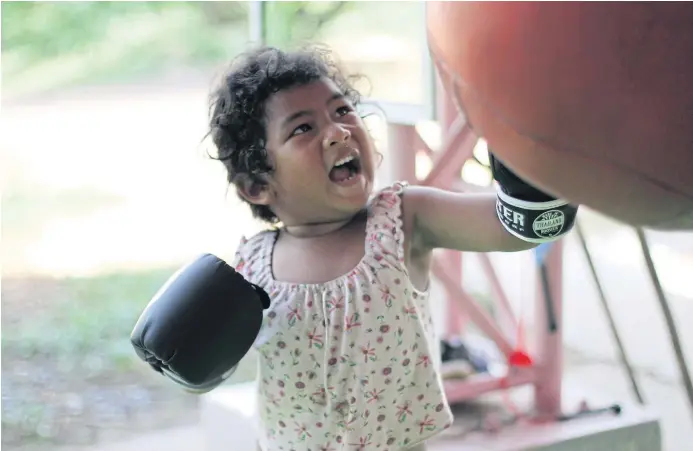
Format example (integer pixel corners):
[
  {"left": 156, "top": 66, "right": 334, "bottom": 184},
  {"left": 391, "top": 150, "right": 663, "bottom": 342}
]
[{"left": 207, "top": 45, "right": 363, "bottom": 224}]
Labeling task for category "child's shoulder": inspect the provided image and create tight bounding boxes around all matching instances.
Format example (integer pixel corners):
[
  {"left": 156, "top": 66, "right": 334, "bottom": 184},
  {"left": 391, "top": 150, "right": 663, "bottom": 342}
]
[
  {"left": 377, "top": 180, "right": 409, "bottom": 195},
  {"left": 235, "top": 228, "right": 274, "bottom": 253},
  {"left": 370, "top": 180, "right": 409, "bottom": 208},
  {"left": 231, "top": 228, "right": 275, "bottom": 273},
  {"left": 370, "top": 181, "right": 421, "bottom": 248},
  {"left": 368, "top": 181, "right": 415, "bottom": 227}
]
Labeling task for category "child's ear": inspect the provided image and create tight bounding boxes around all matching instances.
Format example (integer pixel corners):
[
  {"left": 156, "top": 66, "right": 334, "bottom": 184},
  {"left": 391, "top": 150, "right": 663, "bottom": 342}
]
[{"left": 235, "top": 174, "right": 273, "bottom": 206}]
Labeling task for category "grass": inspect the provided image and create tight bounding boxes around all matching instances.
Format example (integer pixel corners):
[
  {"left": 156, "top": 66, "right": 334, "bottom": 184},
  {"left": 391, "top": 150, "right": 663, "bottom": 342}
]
[
  {"left": 1, "top": 265, "right": 258, "bottom": 448},
  {"left": 2, "top": 267, "right": 178, "bottom": 371},
  {"left": 2, "top": 264, "right": 260, "bottom": 383},
  {"left": 1, "top": 267, "right": 183, "bottom": 447}
]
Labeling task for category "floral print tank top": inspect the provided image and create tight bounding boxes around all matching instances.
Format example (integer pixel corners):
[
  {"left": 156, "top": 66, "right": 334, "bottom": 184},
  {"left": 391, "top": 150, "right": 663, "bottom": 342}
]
[{"left": 232, "top": 182, "right": 453, "bottom": 451}]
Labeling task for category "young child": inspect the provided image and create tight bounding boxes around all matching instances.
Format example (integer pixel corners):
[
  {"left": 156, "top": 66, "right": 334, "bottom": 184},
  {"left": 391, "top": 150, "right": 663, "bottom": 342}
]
[{"left": 207, "top": 45, "right": 568, "bottom": 451}]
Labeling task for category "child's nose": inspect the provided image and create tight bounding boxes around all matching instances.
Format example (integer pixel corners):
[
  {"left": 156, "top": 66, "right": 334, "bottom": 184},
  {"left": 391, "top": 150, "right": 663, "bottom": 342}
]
[{"left": 323, "top": 124, "right": 351, "bottom": 148}]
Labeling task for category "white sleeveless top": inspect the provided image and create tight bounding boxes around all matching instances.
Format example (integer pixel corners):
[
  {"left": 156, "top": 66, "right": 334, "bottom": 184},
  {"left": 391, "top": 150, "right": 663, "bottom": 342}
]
[{"left": 232, "top": 182, "right": 453, "bottom": 451}]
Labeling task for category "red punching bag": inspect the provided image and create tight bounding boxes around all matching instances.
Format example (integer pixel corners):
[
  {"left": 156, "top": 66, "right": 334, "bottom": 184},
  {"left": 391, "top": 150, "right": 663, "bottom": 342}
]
[{"left": 427, "top": 2, "right": 693, "bottom": 229}]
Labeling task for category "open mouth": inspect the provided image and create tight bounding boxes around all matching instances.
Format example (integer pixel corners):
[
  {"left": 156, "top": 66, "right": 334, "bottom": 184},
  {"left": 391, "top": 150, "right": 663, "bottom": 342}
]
[{"left": 329, "top": 154, "right": 362, "bottom": 184}]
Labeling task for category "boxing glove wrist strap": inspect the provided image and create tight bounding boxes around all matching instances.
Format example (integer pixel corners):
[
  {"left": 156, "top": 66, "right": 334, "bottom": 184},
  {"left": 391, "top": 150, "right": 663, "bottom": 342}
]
[{"left": 496, "top": 189, "right": 578, "bottom": 243}]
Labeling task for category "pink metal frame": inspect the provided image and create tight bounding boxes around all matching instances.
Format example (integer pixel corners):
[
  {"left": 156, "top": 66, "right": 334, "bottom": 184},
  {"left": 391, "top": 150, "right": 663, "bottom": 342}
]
[{"left": 386, "top": 82, "right": 564, "bottom": 420}]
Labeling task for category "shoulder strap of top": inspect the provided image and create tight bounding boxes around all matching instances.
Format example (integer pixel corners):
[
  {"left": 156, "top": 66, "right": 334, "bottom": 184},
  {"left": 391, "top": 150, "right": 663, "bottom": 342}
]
[
  {"left": 231, "top": 229, "right": 274, "bottom": 286},
  {"left": 367, "top": 181, "right": 408, "bottom": 263}
]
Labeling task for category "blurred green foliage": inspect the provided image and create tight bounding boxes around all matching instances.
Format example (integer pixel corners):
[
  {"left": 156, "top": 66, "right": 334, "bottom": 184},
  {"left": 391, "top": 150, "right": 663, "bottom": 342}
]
[
  {"left": 2, "top": 267, "right": 177, "bottom": 372},
  {"left": 264, "top": 1, "right": 353, "bottom": 48},
  {"left": 1, "top": 1, "right": 249, "bottom": 95},
  {"left": 1, "top": 1, "right": 351, "bottom": 97},
  {"left": 2, "top": 2, "right": 233, "bottom": 61}
]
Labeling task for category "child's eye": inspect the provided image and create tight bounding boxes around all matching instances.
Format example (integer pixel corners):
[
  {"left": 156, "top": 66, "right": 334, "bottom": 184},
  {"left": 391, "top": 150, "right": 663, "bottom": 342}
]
[
  {"left": 290, "top": 123, "right": 312, "bottom": 137},
  {"left": 336, "top": 106, "right": 353, "bottom": 116}
]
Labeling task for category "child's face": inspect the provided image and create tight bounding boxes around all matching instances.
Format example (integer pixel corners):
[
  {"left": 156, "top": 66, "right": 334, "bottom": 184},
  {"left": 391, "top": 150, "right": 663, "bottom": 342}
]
[{"left": 262, "top": 78, "right": 377, "bottom": 225}]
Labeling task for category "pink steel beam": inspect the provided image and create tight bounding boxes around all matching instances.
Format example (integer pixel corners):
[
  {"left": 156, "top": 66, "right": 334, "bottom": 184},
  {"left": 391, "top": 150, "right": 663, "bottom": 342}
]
[
  {"left": 444, "top": 368, "right": 535, "bottom": 403},
  {"left": 424, "top": 86, "right": 564, "bottom": 419},
  {"left": 477, "top": 253, "right": 520, "bottom": 342},
  {"left": 384, "top": 122, "right": 469, "bottom": 339},
  {"left": 387, "top": 124, "right": 420, "bottom": 184},
  {"left": 533, "top": 243, "right": 564, "bottom": 419},
  {"left": 422, "top": 117, "right": 476, "bottom": 188},
  {"left": 386, "top": 99, "right": 565, "bottom": 419},
  {"left": 412, "top": 129, "right": 435, "bottom": 160},
  {"left": 417, "top": 111, "right": 518, "bottom": 341},
  {"left": 442, "top": 250, "right": 467, "bottom": 339},
  {"left": 432, "top": 255, "right": 515, "bottom": 358},
  {"left": 435, "top": 83, "right": 469, "bottom": 339}
]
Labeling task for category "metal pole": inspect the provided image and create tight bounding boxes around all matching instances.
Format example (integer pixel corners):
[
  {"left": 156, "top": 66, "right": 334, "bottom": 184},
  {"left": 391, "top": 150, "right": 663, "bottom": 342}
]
[
  {"left": 576, "top": 223, "right": 645, "bottom": 404},
  {"left": 635, "top": 227, "right": 693, "bottom": 421},
  {"left": 248, "top": 1, "right": 266, "bottom": 45},
  {"left": 420, "top": 0, "right": 436, "bottom": 122}
]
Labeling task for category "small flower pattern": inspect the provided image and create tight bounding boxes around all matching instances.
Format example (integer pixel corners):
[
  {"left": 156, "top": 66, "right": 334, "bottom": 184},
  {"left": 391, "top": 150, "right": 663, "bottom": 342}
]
[{"left": 232, "top": 182, "right": 453, "bottom": 451}]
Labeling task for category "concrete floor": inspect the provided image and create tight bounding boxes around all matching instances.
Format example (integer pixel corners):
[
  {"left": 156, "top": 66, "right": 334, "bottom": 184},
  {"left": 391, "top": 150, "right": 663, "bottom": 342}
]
[{"left": 53, "top": 354, "right": 677, "bottom": 451}]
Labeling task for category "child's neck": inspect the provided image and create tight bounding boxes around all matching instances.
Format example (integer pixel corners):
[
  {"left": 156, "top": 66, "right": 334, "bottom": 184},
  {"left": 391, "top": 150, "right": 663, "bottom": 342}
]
[{"left": 282, "top": 209, "right": 367, "bottom": 238}]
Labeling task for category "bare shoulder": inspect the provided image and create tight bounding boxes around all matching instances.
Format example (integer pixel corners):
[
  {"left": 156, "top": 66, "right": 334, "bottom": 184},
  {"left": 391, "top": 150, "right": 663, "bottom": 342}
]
[
  {"left": 399, "top": 185, "right": 459, "bottom": 252},
  {"left": 396, "top": 185, "right": 436, "bottom": 291},
  {"left": 399, "top": 185, "right": 445, "bottom": 228},
  {"left": 399, "top": 185, "right": 434, "bottom": 257}
]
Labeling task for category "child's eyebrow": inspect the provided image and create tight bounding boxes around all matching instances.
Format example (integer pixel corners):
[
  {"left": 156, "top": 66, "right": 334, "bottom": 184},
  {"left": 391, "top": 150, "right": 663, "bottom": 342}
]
[
  {"left": 281, "top": 93, "right": 346, "bottom": 128},
  {"left": 283, "top": 110, "right": 311, "bottom": 128},
  {"left": 325, "top": 92, "right": 345, "bottom": 104}
]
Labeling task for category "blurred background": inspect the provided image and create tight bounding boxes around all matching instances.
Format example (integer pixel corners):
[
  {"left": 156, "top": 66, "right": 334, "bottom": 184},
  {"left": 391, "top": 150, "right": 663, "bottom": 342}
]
[{"left": 2, "top": 2, "right": 693, "bottom": 451}]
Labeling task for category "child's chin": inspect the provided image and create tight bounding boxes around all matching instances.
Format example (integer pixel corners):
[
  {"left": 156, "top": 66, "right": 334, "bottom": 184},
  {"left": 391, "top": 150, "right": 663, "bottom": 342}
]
[{"left": 336, "top": 188, "right": 371, "bottom": 212}]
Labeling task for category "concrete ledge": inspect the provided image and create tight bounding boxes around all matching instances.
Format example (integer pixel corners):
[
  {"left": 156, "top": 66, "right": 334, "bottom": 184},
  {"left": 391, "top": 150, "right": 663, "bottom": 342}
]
[
  {"left": 434, "top": 402, "right": 661, "bottom": 451},
  {"left": 200, "top": 382, "right": 661, "bottom": 451},
  {"left": 201, "top": 382, "right": 259, "bottom": 451}
]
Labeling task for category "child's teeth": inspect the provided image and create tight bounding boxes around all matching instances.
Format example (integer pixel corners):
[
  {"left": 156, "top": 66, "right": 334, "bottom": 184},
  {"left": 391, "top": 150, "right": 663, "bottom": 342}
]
[{"left": 335, "top": 155, "right": 354, "bottom": 167}]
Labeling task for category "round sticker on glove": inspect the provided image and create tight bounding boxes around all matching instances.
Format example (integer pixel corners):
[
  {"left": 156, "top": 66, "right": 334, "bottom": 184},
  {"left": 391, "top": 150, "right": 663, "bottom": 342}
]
[{"left": 532, "top": 210, "right": 565, "bottom": 239}]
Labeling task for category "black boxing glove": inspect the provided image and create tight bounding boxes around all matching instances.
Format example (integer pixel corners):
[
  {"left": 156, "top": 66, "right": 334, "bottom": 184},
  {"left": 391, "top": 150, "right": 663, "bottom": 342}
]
[
  {"left": 490, "top": 153, "right": 578, "bottom": 243},
  {"left": 130, "top": 253, "right": 270, "bottom": 393}
]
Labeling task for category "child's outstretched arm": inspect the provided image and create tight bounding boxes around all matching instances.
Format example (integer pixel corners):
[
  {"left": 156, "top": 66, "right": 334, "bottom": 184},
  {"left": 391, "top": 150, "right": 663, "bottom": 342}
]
[{"left": 403, "top": 153, "right": 579, "bottom": 253}]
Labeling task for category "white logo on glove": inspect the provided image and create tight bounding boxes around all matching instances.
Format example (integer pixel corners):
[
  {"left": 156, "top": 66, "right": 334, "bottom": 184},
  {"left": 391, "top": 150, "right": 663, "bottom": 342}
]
[{"left": 532, "top": 210, "right": 566, "bottom": 238}]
